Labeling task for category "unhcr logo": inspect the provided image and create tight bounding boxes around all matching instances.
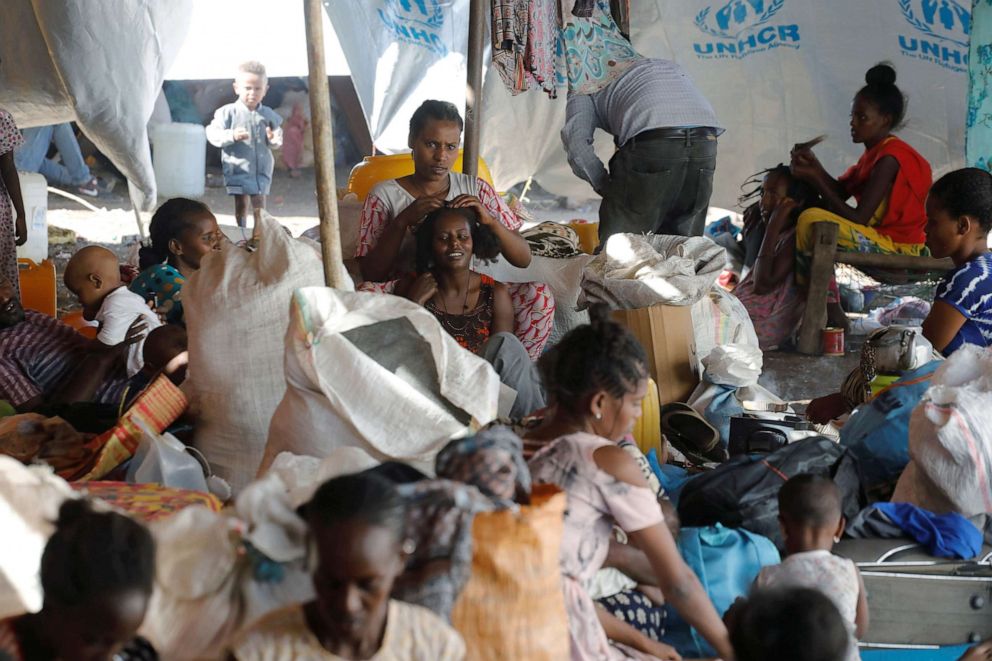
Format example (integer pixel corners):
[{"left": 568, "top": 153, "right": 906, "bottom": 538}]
[
  {"left": 692, "top": 0, "right": 800, "bottom": 60},
  {"left": 377, "top": 0, "right": 448, "bottom": 57},
  {"left": 898, "top": 0, "right": 970, "bottom": 73}
]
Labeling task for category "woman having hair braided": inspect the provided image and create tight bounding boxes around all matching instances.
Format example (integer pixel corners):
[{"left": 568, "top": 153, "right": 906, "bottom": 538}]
[
  {"left": 129, "top": 198, "right": 224, "bottom": 324},
  {"left": 0, "top": 499, "right": 157, "bottom": 661},
  {"left": 526, "top": 310, "right": 734, "bottom": 661}
]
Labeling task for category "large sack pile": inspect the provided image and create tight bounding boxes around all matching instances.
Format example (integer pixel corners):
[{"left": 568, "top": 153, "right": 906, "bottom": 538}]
[{"left": 183, "top": 212, "right": 350, "bottom": 491}]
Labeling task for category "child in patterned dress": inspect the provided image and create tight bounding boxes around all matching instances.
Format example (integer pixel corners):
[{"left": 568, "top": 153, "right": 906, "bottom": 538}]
[{"left": 753, "top": 474, "right": 868, "bottom": 661}]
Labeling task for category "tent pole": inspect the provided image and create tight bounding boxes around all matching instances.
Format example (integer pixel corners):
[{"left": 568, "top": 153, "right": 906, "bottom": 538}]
[
  {"left": 463, "top": 0, "right": 486, "bottom": 177},
  {"left": 304, "top": 0, "right": 344, "bottom": 288}
]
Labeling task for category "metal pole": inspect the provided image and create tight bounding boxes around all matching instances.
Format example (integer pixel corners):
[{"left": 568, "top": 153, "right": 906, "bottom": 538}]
[
  {"left": 304, "top": 0, "right": 345, "bottom": 287},
  {"left": 463, "top": 0, "right": 486, "bottom": 177}
]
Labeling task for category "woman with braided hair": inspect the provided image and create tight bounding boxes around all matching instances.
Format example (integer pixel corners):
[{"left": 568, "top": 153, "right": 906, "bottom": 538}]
[{"left": 526, "top": 309, "right": 733, "bottom": 661}]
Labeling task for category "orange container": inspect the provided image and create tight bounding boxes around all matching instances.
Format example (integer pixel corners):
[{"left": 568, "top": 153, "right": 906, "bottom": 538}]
[
  {"left": 822, "top": 327, "right": 845, "bottom": 356},
  {"left": 347, "top": 152, "right": 494, "bottom": 201},
  {"left": 567, "top": 219, "right": 600, "bottom": 254},
  {"left": 17, "top": 258, "right": 56, "bottom": 317}
]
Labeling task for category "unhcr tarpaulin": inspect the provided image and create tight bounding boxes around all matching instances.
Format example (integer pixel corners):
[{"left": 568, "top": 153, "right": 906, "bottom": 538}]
[
  {"left": 328, "top": 0, "right": 969, "bottom": 209},
  {"left": 0, "top": 0, "right": 192, "bottom": 209}
]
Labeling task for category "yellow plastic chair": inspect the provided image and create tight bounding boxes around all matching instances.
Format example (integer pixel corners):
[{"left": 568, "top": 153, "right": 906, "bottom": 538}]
[
  {"left": 347, "top": 151, "right": 494, "bottom": 201},
  {"left": 632, "top": 378, "right": 664, "bottom": 462}
]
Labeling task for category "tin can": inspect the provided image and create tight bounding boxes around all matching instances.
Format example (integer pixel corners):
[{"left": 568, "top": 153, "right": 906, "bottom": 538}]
[{"left": 822, "top": 327, "right": 845, "bottom": 356}]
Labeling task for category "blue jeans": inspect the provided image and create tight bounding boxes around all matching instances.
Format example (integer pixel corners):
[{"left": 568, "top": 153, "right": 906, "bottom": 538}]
[{"left": 14, "top": 123, "right": 91, "bottom": 186}]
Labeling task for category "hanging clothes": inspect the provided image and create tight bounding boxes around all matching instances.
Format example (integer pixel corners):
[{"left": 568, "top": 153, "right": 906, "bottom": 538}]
[
  {"left": 491, "top": 0, "right": 560, "bottom": 98},
  {"left": 560, "top": 0, "right": 642, "bottom": 96}
]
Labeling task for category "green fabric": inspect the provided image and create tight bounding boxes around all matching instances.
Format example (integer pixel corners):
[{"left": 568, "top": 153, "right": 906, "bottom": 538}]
[{"left": 0, "top": 401, "right": 16, "bottom": 418}]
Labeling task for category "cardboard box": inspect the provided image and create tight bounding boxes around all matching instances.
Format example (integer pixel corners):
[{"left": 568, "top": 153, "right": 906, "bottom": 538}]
[{"left": 612, "top": 305, "right": 699, "bottom": 405}]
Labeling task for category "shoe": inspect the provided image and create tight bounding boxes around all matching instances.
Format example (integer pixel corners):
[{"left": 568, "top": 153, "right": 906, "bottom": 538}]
[
  {"left": 76, "top": 177, "right": 99, "bottom": 197},
  {"left": 661, "top": 404, "right": 727, "bottom": 466},
  {"left": 96, "top": 176, "right": 116, "bottom": 193}
]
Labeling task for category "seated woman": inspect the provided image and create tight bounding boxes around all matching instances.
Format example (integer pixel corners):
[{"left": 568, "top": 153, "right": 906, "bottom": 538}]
[
  {"left": 232, "top": 472, "right": 465, "bottom": 660},
  {"left": 397, "top": 206, "right": 545, "bottom": 419},
  {"left": 806, "top": 168, "right": 992, "bottom": 424},
  {"left": 734, "top": 165, "right": 820, "bottom": 350},
  {"left": 356, "top": 100, "right": 553, "bottom": 358},
  {"left": 130, "top": 198, "right": 223, "bottom": 324},
  {"left": 0, "top": 499, "right": 157, "bottom": 661},
  {"left": 526, "top": 311, "right": 734, "bottom": 661},
  {"left": 791, "top": 63, "right": 932, "bottom": 279}
]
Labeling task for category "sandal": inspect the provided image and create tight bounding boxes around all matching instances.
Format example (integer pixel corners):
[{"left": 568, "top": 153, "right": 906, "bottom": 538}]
[{"left": 661, "top": 404, "right": 727, "bottom": 466}]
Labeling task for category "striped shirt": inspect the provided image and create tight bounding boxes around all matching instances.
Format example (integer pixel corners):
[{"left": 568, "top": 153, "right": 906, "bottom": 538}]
[
  {"left": 561, "top": 58, "right": 723, "bottom": 194},
  {"left": 0, "top": 311, "right": 127, "bottom": 408},
  {"left": 935, "top": 252, "right": 992, "bottom": 355}
]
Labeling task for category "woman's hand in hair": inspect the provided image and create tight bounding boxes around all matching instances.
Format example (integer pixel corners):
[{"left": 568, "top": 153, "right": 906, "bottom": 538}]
[
  {"left": 789, "top": 147, "right": 824, "bottom": 183},
  {"left": 396, "top": 197, "right": 444, "bottom": 231},
  {"left": 449, "top": 194, "right": 495, "bottom": 227}
]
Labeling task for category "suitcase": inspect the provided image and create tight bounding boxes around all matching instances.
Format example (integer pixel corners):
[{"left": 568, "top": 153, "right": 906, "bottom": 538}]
[{"left": 835, "top": 537, "right": 992, "bottom": 648}]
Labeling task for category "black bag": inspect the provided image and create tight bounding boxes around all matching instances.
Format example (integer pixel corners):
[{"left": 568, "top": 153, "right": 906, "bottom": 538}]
[{"left": 677, "top": 436, "right": 864, "bottom": 550}]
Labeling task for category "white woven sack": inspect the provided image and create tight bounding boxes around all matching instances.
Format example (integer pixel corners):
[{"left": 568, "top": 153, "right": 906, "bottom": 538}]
[
  {"left": 893, "top": 344, "right": 992, "bottom": 516},
  {"left": 580, "top": 234, "right": 726, "bottom": 309},
  {"left": 259, "top": 287, "right": 500, "bottom": 476},
  {"left": 0, "top": 458, "right": 75, "bottom": 619},
  {"left": 183, "top": 211, "right": 350, "bottom": 492}
]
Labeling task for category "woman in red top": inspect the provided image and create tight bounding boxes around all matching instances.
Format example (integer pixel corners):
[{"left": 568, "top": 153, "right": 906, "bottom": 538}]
[
  {"left": 790, "top": 63, "right": 933, "bottom": 280},
  {"left": 397, "top": 206, "right": 545, "bottom": 418}
]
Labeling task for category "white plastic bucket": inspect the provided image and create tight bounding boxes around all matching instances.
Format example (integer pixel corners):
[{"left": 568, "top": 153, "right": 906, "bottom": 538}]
[
  {"left": 15, "top": 171, "right": 48, "bottom": 263},
  {"left": 151, "top": 122, "right": 206, "bottom": 198}
]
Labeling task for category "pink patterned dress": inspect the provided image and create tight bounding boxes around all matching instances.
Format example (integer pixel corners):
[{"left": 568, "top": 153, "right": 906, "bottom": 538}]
[
  {"left": 529, "top": 432, "right": 665, "bottom": 660},
  {"left": 357, "top": 172, "right": 554, "bottom": 359},
  {"left": 0, "top": 110, "right": 24, "bottom": 297}
]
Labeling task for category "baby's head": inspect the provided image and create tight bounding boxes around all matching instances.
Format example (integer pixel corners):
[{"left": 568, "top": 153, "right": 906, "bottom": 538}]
[
  {"left": 414, "top": 206, "right": 500, "bottom": 274},
  {"left": 729, "top": 587, "right": 850, "bottom": 661},
  {"left": 778, "top": 474, "right": 844, "bottom": 555},
  {"left": 64, "top": 246, "right": 123, "bottom": 321},
  {"left": 142, "top": 324, "right": 188, "bottom": 384},
  {"left": 234, "top": 60, "right": 268, "bottom": 111}
]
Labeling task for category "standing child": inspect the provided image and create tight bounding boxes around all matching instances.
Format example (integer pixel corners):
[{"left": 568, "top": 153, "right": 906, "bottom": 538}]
[
  {"left": 753, "top": 474, "right": 868, "bottom": 661},
  {"left": 206, "top": 61, "right": 283, "bottom": 231},
  {"left": 0, "top": 105, "right": 26, "bottom": 297},
  {"left": 64, "top": 246, "right": 161, "bottom": 377}
]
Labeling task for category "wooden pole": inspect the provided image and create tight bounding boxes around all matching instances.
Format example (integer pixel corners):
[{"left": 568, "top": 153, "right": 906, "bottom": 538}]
[
  {"left": 463, "top": 0, "right": 486, "bottom": 177},
  {"left": 796, "top": 222, "right": 839, "bottom": 355},
  {"left": 304, "top": 0, "right": 345, "bottom": 287}
]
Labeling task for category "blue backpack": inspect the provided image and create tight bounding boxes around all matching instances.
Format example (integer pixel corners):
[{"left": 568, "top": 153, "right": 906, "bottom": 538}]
[
  {"left": 839, "top": 361, "right": 940, "bottom": 502},
  {"left": 663, "top": 524, "right": 779, "bottom": 657}
]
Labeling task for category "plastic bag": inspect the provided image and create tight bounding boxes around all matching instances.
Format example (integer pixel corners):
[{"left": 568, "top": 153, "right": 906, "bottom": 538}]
[
  {"left": 702, "top": 343, "right": 763, "bottom": 388},
  {"left": 691, "top": 286, "right": 760, "bottom": 363},
  {"left": 580, "top": 234, "right": 726, "bottom": 309},
  {"left": 893, "top": 345, "right": 992, "bottom": 516},
  {"left": 127, "top": 421, "right": 208, "bottom": 493}
]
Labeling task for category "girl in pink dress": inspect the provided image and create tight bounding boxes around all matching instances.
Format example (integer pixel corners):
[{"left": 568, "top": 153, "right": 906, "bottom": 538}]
[
  {"left": 527, "top": 309, "right": 734, "bottom": 661},
  {"left": 0, "top": 108, "right": 26, "bottom": 297}
]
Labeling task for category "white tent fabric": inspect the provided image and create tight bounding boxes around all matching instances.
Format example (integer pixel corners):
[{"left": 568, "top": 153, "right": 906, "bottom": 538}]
[
  {"left": 0, "top": 0, "right": 192, "bottom": 209},
  {"left": 329, "top": 0, "right": 969, "bottom": 209}
]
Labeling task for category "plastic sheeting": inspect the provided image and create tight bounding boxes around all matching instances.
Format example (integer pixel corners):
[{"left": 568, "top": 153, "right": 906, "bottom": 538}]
[
  {"left": 0, "top": 0, "right": 192, "bottom": 209},
  {"left": 327, "top": 0, "right": 968, "bottom": 209}
]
